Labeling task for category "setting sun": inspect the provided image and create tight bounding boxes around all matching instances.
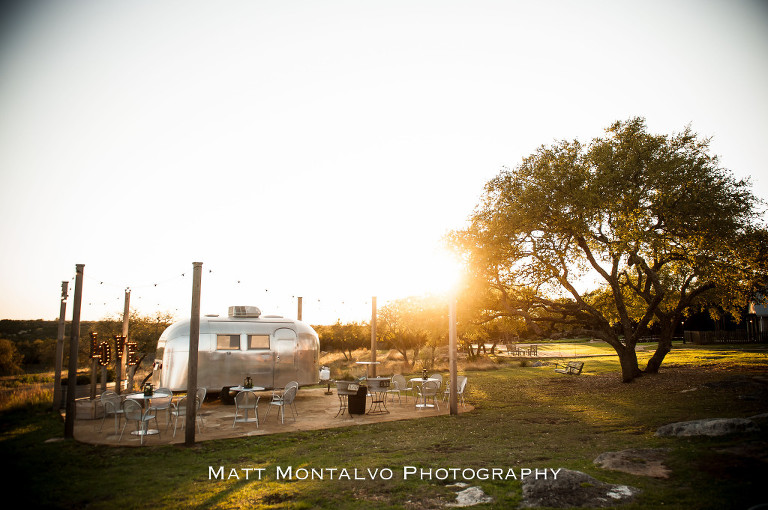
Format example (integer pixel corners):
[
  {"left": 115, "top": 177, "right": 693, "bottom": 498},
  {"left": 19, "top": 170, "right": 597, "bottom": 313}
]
[{"left": 393, "top": 247, "right": 464, "bottom": 298}]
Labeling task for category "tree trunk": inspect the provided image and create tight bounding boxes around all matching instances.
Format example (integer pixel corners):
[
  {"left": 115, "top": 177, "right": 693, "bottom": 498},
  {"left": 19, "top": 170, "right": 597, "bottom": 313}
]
[
  {"left": 645, "top": 322, "right": 674, "bottom": 374},
  {"left": 618, "top": 348, "right": 643, "bottom": 382},
  {"left": 411, "top": 348, "right": 420, "bottom": 368},
  {"left": 598, "top": 331, "right": 643, "bottom": 382}
]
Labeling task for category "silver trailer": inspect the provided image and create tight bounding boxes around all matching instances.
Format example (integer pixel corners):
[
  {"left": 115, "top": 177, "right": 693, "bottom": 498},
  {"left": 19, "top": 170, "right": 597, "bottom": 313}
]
[{"left": 152, "top": 306, "right": 320, "bottom": 393}]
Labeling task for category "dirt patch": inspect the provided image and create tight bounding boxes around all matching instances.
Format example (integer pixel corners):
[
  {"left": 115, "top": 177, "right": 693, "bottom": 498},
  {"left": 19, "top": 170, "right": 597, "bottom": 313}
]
[
  {"left": 703, "top": 374, "right": 768, "bottom": 399},
  {"left": 594, "top": 448, "right": 671, "bottom": 478},
  {"left": 533, "top": 367, "right": 768, "bottom": 400}
]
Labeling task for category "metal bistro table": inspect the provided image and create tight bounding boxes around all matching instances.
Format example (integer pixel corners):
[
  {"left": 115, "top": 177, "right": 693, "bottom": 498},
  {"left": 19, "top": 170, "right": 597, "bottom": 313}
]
[
  {"left": 409, "top": 378, "right": 440, "bottom": 409},
  {"left": 125, "top": 392, "right": 162, "bottom": 437},
  {"left": 230, "top": 385, "right": 265, "bottom": 423},
  {"left": 334, "top": 380, "right": 361, "bottom": 417},
  {"left": 365, "top": 377, "right": 390, "bottom": 415}
]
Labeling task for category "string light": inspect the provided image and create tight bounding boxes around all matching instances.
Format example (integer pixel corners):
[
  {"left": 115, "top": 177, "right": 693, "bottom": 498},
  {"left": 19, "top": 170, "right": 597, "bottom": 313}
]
[{"left": 71, "top": 264, "right": 386, "bottom": 324}]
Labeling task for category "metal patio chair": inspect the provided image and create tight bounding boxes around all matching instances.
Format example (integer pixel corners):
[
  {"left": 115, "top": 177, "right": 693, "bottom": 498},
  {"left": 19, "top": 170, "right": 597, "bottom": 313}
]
[
  {"left": 442, "top": 375, "right": 468, "bottom": 407},
  {"left": 233, "top": 391, "right": 260, "bottom": 428},
  {"left": 98, "top": 390, "right": 124, "bottom": 434},
  {"left": 265, "top": 385, "right": 298, "bottom": 424},
  {"left": 386, "top": 374, "right": 410, "bottom": 403},
  {"left": 169, "top": 395, "right": 204, "bottom": 437},
  {"left": 416, "top": 380, "right": 440, "bottom": 411},
  {"left": 119, "top": 398, "right": 159, "bottom": 445}
]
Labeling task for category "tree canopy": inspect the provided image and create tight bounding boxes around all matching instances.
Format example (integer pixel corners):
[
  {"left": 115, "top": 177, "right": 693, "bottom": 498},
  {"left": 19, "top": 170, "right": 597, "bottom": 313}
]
[
  {"left": 377, "top": 294, "right": 451, "bottom": 367},
  {"left": 450, "top": 118, "right": 768, "bottom": 382},
  {"left": 315, "top": 321, "right": 369, "bottom": 361}
]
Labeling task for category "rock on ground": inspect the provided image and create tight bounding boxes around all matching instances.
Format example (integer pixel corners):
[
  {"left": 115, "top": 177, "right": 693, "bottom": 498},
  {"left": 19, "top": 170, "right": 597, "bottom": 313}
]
[
  {"left": 594, "top": 448, "right": 671, "bottom": 478},
  {"left": 520, "top": 469, "right": 640, "bottom": 508},
  {"left": 655, "top": 417, "right": 760, "bottom": 437},
  {"left": 446, "top": 486, "right": 493, "bottom": 507}
]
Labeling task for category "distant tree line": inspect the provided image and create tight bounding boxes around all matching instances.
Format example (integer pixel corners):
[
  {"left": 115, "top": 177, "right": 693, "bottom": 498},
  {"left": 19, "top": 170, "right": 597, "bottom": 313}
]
[
  {"left": 314, "top": 321, "right": 369, "bottom": 361},
  {"left": 0, "top": 312, "right": 174, "bottom": 376},
  {"left": 313, "top": 290, "right": 592, "bottom": 370}
]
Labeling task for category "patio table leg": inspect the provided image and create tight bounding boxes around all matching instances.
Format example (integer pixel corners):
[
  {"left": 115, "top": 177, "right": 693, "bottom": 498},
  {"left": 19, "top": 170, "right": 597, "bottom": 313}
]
[{"left": 335, "top": 393, "right": 347, "bottom": 417}]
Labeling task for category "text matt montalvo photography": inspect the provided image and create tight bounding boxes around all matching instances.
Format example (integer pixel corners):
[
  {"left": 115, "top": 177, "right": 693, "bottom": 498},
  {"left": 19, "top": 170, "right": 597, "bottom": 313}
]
[{"left": 209, "top": 465, "right": 562, "bottom": 482}]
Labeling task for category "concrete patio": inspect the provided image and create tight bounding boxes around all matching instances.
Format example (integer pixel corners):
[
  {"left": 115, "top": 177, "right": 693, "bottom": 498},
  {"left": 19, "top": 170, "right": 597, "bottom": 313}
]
[{"left": 71, "top": 387, "right": 473, "bottom": 446}]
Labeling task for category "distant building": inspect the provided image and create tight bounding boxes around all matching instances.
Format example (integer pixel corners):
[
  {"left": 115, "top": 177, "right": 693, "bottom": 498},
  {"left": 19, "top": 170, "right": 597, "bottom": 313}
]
[
  {"left": 748, "top": 295, "right": 768, "bottom": 335},
  {"left": 683, "top": 295, "right": 767, "bottom": 344}
]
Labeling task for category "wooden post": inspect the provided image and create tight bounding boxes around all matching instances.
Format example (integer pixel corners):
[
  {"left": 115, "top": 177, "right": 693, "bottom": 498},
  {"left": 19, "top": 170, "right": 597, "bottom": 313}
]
[
  {"left": 371, "top": 296, "right": 377, "bottom": 378},
  {"left": 64, "top": 264, "right": 84, "bottom": 439},
  {"left": 101, "top": 365, "right": 107, "bottom": 394},
  {"left": 113, "top": 335, "right": 122, "bottom": 394},
  {"left": 89, "top": 332, "right": 97, "bottom": 400},
  {"left": 52, "top": 281, "right": 68, "bottom": 411},
  {"left": 186, "top": 262, "right": 203, "bottom": 446},
  {"left": 122, "top": 289, "right": 131, "bottom": 392},
  {"left": 297, "top": 296, "right": 303, "bottom": 321},
  {"left": 449, "top": 295, "right": 458, "bottom": 416},
  {"left": 90, "top": 357, "right": 98, "bottom": 399}
]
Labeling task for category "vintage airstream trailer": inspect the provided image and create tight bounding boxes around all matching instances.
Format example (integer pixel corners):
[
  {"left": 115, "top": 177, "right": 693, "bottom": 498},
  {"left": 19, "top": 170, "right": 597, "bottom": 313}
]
[{"left": 152, "top": 306, "right": 320, "bottom": 394}]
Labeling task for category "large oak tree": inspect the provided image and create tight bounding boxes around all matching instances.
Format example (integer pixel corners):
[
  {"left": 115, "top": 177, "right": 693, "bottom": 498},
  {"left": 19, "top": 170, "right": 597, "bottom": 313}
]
[{"left": 451, "top": 118, "right": 767, "bottom": 382}]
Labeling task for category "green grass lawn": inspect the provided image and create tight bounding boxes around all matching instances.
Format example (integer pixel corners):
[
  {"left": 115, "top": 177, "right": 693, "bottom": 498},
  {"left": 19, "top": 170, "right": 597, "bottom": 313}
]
[{"left": 2, "top": 342, "right": 767, "bottom": 509}]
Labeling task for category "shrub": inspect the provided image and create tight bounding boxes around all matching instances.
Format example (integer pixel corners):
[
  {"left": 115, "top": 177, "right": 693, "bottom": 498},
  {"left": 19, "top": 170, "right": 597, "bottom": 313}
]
[
  {"left": 0, "top": 338, "right": 24, "bottom": 375},
  {"left": 0, "top": 384, "right": 52, "bottom": 412}
]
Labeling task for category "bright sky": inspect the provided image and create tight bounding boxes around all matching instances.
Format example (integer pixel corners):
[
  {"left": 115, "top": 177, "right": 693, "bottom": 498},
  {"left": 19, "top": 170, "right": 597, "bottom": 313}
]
[{"left": 1, "top": 0, "right": 766, "bottom": 325}]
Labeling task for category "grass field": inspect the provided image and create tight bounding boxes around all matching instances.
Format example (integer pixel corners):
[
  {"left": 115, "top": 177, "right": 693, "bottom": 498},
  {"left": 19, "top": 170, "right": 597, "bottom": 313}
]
[{"left": 1, "top": 341, "right": 767, "bottom": 509}]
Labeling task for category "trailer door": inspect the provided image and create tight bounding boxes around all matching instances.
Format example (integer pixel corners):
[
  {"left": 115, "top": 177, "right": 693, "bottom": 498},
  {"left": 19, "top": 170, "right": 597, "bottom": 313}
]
[{"left": 273, "top": 328, "right": 297, "bottom": 388}]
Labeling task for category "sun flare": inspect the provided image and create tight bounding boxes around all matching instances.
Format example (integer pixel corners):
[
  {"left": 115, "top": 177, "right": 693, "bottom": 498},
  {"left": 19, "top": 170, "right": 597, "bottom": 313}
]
[{"left": 394, "top": 248, "right": 464, "bottom": 298}]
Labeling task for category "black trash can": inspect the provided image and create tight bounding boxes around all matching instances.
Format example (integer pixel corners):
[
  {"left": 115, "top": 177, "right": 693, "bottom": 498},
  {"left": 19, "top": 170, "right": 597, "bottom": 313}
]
[
  {"left": 220, "top": 386, "right": 235, "bottom": 405},
  {"left": 348, "top": 385, "right": 368, "bottom": 415}
]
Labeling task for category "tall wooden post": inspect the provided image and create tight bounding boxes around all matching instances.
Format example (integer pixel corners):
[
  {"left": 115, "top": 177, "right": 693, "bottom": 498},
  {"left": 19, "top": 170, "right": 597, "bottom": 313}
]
[
  {"left": 114, "top": 337, "right": 123, "bottom": 396},
  {"left": 371, "top": 296, "right": 378, "bottom": 377},
  {"left": 122, "top": 289, "right": 131, "bottom": 392},
  {"left": 89, "top": 332, "right": 98, "bottom": 400},
  {"left": 64, "top": 264, "right": 84, "bottom": 439},
  {"left": 297, "top": 296, "right": 303, "bottom": 321},
  {"left": 449, "top": 295, "right": 458, "bottom": 416},
  {"left": 371, "top": 296, "right": 377, "bottom": 378},
  {"left": 114, "top": 335, "right": 123, "bottom": 394},
  {"left": 101, "top": 364, "right": 108, "bottom": 394},
  {"left": 186, "top": 262, "right": 203, "bottom": 446},
  {"left": 53, "top": 281, "right": 68, "bottom": 411}
]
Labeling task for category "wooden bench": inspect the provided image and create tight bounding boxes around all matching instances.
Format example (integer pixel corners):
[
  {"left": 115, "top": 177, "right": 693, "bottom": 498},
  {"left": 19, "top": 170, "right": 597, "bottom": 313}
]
[{"left": 554, "top": 361, "right": 584, "bottom": 375}]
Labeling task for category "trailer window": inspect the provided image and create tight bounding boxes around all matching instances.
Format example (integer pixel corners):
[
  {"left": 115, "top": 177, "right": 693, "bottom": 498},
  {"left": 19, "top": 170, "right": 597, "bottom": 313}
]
[
  {"left": 216, "top": 334, "right": 240, "bottom": 350},
  {"left": 247, "top": 334, "right": 270, "bottom": 350}
]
